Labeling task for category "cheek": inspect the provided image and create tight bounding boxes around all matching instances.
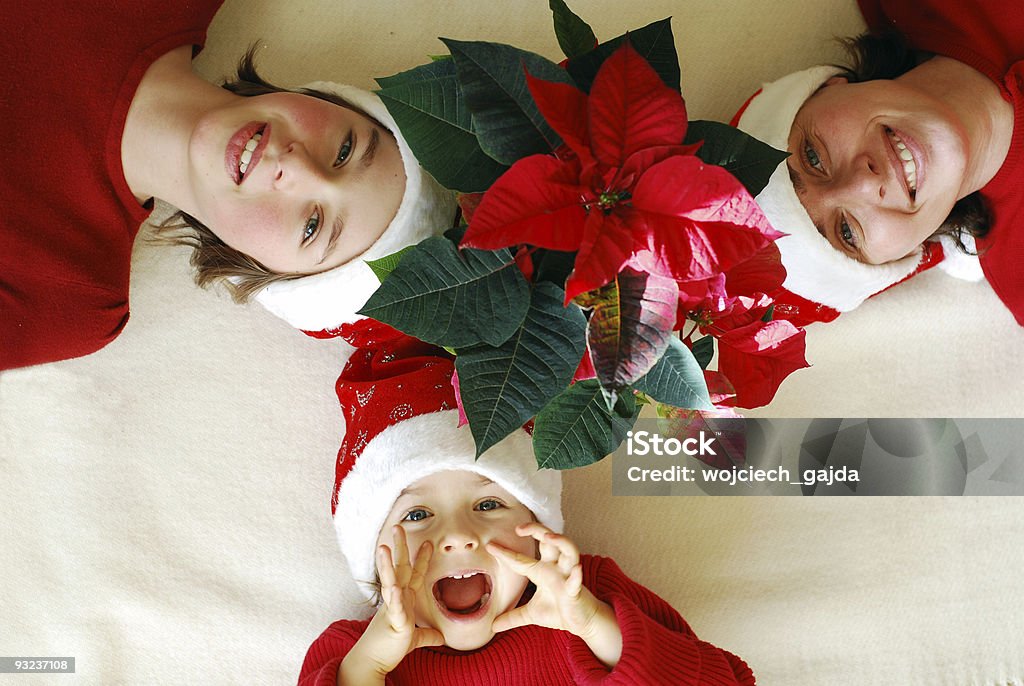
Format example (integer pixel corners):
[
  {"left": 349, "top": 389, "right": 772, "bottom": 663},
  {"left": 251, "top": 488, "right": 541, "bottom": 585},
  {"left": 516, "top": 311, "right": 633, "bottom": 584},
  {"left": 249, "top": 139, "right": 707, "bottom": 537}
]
[
  {"left": 202, "top": 197, "right": 292, "bottom": 260},
  {"left": 265, "top": 93, "right": 338, "bottom": 133}
]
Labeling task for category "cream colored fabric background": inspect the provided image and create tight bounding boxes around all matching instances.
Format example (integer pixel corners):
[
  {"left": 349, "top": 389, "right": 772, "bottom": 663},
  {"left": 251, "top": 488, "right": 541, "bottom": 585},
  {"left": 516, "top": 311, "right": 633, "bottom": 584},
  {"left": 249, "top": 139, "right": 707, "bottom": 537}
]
[{"left": 2, "top": 1, "right": 1023, "bottom": 684}]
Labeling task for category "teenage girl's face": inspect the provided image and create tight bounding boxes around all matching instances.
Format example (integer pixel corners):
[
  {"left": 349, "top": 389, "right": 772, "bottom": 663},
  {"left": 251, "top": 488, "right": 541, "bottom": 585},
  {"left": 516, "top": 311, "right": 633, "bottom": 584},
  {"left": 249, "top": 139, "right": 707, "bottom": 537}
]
[
  {"left": 186, "top": 92, "right": 405, "bottom": 273},
  {"left": 377, "top": 470, "right": 537, "bottom": 651},
  {"left": 787, "top": 76, "right": 970, "bottom": 264}
]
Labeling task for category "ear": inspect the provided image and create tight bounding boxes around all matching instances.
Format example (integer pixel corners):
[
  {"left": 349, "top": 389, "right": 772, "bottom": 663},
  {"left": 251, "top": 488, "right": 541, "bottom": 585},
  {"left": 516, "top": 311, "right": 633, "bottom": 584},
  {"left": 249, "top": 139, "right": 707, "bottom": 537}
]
[{"left": 822, "top": 75, "right": 850, "bottom": 88}]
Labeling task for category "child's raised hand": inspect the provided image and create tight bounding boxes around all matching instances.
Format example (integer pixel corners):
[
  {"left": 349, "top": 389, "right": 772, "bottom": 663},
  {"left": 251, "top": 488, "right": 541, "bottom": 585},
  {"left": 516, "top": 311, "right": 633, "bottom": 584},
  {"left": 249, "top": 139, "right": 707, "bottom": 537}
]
[
  {"left": 341, "top": 526, "right": 444, "bottom": 681},
  {"left": 486, "top": 523, "right": 622, "bottom": 666}
]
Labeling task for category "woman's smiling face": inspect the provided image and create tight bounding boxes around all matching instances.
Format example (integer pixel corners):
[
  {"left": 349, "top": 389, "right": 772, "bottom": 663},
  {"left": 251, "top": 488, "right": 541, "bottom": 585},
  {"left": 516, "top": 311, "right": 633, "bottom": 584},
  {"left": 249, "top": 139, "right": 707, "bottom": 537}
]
[
  {"left": 786, "top": 76, "right": 970, "bottom": 264},
  {"left": 185, "top": 91, "right": 406, "bottom": 273}
]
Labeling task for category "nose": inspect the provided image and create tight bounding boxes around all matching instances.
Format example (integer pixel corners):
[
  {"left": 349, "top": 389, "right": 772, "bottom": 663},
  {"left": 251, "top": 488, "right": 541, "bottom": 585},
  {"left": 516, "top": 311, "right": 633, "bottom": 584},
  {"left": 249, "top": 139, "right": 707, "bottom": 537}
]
[
  {"left": 833, "top": 152, "right": 887, "bottom": 204},
  {"left": 438, "top": 517, "right": 480, "bottom": 554},
  {"left": 829, "top": 147, "right": 912, "bottom": 214},
  {"left": 271, "top": 142, "right": 328, "bottom": 189}
]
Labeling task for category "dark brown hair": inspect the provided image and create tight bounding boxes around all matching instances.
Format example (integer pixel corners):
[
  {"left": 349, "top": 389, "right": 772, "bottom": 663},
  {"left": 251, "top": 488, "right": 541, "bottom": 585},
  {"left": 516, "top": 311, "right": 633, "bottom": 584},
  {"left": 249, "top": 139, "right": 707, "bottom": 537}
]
[
  {"left": 155, "top": 46, "right": 373, "bottom": 302},
  {"left": 834, "top": 30, "right": 990, "bottom": 254}
]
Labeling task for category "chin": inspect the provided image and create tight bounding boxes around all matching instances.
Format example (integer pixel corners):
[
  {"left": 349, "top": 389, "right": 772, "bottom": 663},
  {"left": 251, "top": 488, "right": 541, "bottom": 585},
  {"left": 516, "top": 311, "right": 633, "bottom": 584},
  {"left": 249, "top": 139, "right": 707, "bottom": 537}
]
[{"left": 440, "top": 624, "right": 497, "bottom": 652}]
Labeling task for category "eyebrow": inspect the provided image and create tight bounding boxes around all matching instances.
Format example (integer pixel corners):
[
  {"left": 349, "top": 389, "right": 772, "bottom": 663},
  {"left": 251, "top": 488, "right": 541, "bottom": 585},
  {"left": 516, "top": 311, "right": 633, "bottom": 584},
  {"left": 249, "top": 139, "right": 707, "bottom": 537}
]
[
  {"left": 397, "top": 476, "right": 495, "bottom": 499},
  {"left": 787, "top": 163, "right": 827, "bottom": 238},
  {"left": 316, "top": 215, "right": 342, "bottom": 265},
  {"left": 361, "top": 127, "right": 380, "bottom": 168}
]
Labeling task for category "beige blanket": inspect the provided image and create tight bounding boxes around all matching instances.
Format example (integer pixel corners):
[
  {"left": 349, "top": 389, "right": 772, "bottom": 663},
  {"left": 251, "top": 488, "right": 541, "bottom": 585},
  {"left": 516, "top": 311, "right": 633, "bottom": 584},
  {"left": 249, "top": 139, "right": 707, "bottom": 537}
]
[{"left": 2, "top": 1, "right": 1022, "bottom": 684}]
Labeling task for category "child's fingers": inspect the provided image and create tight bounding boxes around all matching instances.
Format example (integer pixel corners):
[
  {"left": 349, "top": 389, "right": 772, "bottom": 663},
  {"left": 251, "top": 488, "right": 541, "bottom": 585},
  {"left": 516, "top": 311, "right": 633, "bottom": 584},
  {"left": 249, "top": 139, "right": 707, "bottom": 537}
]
[
  {"left": 514, "top": 523, "right": 580, "bottom": 575},
  {"left": 409, "top": 541, "right": 433, "bottom": 592},
  {"left": 487, "top": 542, "right": 564, "bottom": 591},
  {"left": 491, "top": 605, "right": 532, "bottom": 634},
  {"left": 383, "top": 585, "right": 409, "bottom": 628},
  {"left": 377, "top": 544, "right": 397, "bottom": 590},
  {"left": 544, "top": 532, "right": 580, "bottom": 577},
  {"left": 487, "top": 541, "right": 540, "bottom": 575},
  {"left": 515, "top": 521, "right": 554, "bottom": 541},
  {"left": 565, "top": 563, "right": 584, "bottom": 599},
  {"left": 391, "top": 525, "right": 413, "bottom": 588},
  {"left": 412, "top": 627, "right": 446, "bottom": 650}
]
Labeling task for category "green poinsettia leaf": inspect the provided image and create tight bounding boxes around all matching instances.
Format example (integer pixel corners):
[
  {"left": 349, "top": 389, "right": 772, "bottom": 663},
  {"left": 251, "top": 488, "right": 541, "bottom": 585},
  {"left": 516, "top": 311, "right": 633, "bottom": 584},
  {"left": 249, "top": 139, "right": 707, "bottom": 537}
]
[
  {"left": 375, "top": 59, "right": 508, "bottom": 192},
  {"left": 549, "top": 0, "right": 597, "bottom": 59},
  {"left": 532, "top": 379, "right": 640, "bottom": 470},
  {"left": 456, "top": 282, "right": 587, "bottom": 457},
  {"left": 358, "top": 236, "right": 530, "bottom": 348},
  {"left": 365, "top": 246, "right": 415, "bottom": 283},
  {"left": 575, "top": 269, "right": 678, "bottom": 403},
  {"left": 684, "top": 120, "right": 789, "bottom": 196},
  {"left": 445, "top": 223, "right": 468, "bottom": 244},
  {"left": 634, "top": 336, "right": 713, "bottom": 410},
  {"left": 565, "top": 18, "right": 679, "bottom": 93},
  {"left": 441, "top": 38, "right": 573, "bottom": 164},
  {"left": 692, "top": 334, "right": 715, "bottom": 370},
  {"left": 531, "top": 248, "right": 577, "bottom": 286}
]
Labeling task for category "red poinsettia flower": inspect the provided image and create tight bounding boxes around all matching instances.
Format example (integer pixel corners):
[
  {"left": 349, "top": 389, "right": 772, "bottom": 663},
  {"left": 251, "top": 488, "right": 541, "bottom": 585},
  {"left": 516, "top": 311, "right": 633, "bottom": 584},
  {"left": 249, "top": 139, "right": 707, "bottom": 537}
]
[
  {"left": 702, "top": 298, "right": 810, "bottom": 409},
  {"left": 461, "top": 42, "right": 782, "bottom": 301}
]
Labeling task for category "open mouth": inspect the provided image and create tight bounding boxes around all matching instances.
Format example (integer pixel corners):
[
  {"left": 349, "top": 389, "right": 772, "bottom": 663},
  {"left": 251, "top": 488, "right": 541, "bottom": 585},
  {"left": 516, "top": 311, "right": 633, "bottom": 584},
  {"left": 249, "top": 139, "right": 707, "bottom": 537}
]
[
  {"left": 885, "top": 126, "right": 918, "bottom": 201},
  {"left": 226, "top": 122, "right": 270, "bottom": 185},
  {"left": 432, "top": 570, "right": 493, "bottom": 621}
]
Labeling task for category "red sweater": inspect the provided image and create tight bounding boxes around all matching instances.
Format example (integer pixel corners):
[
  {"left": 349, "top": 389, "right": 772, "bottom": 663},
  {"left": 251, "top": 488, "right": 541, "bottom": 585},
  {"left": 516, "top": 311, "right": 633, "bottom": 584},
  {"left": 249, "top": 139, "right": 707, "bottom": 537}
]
[
  {"left": 857, "top": 0, "right": 1024, "bottom": 325},
  {"left": 0, "top": 0, "right": 223, "bottom": 370},
  {"left": 299, "top": 555, "right": 755, "bottom": 686}
]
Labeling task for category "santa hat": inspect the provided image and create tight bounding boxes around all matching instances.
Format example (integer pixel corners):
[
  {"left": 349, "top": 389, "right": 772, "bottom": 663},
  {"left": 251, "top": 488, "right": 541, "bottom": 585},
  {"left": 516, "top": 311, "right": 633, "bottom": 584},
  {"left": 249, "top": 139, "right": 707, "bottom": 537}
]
[
  {"left": 733, "top": 65, "right": 982, "bottom": 318},
  {"left": 331, "top": 319, "right": 563, "bottom": 599},
  {"left": 253, "top": 84, "right": 458, "bottom": 333}
]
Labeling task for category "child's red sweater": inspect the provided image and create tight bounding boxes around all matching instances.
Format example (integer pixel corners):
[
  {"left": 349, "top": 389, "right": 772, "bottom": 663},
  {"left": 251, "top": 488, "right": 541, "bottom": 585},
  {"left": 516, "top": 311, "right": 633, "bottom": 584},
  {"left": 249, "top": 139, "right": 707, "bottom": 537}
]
[{"left": 299, "top": 554, "right": 755, "bottom": 685}]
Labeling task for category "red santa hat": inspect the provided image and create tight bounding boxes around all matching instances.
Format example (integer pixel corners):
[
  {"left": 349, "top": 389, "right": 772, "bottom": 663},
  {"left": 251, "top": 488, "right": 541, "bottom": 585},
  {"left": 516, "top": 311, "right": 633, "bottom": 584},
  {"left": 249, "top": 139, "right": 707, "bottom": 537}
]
[
  {"left": 733, "top": 65, "right": 982, "bottom": 319},
  {"left": 252, "top": 84, "right": 458, "bottom": 333},
  {"left": 331, "top": 320, "right": 563, "bottom": 599}
]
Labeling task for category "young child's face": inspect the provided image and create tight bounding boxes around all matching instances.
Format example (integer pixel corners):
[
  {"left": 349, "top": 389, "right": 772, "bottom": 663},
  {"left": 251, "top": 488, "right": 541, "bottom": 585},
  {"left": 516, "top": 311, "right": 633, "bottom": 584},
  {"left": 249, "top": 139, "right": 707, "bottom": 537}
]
[{"left": 377, "top": 470, "right": 537, "bottom": 651}]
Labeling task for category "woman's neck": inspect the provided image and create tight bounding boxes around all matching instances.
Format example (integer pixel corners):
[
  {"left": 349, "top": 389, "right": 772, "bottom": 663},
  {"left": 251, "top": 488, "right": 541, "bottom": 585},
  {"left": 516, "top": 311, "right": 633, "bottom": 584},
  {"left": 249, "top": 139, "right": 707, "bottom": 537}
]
[
  {"left": 899, "top": 56, "right": 1014, "bottom": 197},
  {"left": 121, "top": 45, "right": 236, "bottom": 208}
]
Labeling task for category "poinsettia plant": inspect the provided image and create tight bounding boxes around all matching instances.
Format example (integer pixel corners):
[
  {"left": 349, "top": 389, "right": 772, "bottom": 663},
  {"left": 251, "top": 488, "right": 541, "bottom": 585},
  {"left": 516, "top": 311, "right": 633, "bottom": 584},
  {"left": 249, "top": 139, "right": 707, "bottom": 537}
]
[{"left": 360, "top": 1, "right": 808, "bottom": 470}]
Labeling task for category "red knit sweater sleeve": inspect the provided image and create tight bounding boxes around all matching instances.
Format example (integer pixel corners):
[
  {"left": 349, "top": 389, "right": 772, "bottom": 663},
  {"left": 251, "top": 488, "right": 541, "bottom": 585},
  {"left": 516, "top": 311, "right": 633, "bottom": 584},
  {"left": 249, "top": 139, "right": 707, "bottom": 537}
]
[
  {"left": 565, "top": 555, "right": 756, "bottom": 685},
  {"left": 298, "top": 620, "right": 370, "bottom": 686},
  {"left": 855, "top": 0, "right": 1024, "bottom": 82}
]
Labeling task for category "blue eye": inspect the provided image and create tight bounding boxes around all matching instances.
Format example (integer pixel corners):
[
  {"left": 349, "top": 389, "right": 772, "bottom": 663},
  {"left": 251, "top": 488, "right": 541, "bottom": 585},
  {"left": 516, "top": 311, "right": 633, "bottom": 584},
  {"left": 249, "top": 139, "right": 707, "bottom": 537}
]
[
  {"left": 839, "top": 218, "right": 855, "bottom": 247},
  {"left": 476, "top": 499, "right": 503, "bottom": 512},
  {"left": 335, "top": 137, "right": 353, "bottom": 167},
  {"left": 804, "top": 142, "right": 823, "bottom": 171},
  {"left": 402, "top": 508, "right": 430, "bottom": 522},
  {"left": 303, "top": 209, "right": 321, "bottom": 243}
]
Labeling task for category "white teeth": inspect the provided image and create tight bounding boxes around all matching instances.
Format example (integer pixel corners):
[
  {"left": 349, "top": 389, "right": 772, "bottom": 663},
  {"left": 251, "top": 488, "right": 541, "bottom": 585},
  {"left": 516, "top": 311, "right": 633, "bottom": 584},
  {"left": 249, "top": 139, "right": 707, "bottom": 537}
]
[
  {"left": 479, "top": 592, "right": 490, "bottom": 605},
  {"left": 887, "top": 129, "right": 917, "bottom": 193},
  {"left": 450, "top": 572, "right": 479, "bottom": 580},
  {"left": 238, "top": 132, "right": 262, "bottom": 177}
]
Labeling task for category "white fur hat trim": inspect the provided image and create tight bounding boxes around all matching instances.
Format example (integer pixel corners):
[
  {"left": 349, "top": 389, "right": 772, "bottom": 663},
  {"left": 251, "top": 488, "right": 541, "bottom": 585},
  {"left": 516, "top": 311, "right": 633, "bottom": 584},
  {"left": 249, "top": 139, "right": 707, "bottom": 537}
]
[
  {"left": 334, "top": 409, "right": 563, "bottom": 601},
  {"left": 253, "top": 83, "right": 457, "bottom": 331},
  {"left": 935, "top": 233, "right": 984, "bottom": 281},
  {"left": 736, "top": 65, "right": 923, "bottom": 311}
]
